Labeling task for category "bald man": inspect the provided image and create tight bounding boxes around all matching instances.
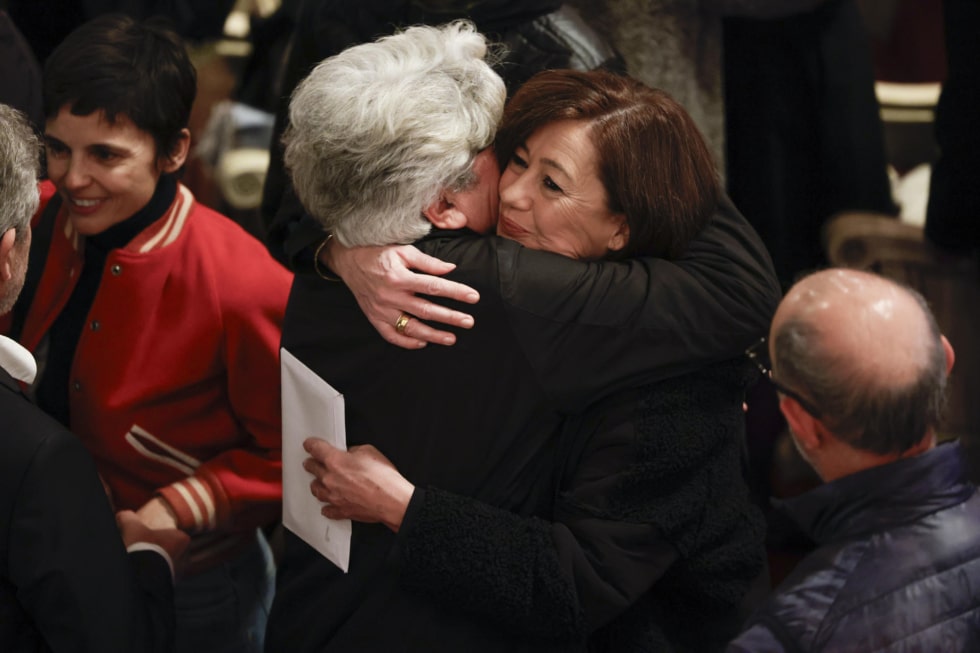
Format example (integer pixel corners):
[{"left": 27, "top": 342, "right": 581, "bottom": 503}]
[{"left": 728, "top": 268, "right": 980, "bottom": 652}]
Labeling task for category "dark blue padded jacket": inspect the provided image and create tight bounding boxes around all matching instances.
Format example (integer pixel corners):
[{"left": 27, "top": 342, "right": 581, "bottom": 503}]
[{"left": 728, "top": 441, "right": 980, "bottom": 652}]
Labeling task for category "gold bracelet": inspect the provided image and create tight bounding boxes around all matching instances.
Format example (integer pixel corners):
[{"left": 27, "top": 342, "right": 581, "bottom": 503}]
[{"left": 313, "top": 234, "right": 342, "bottom": 282}]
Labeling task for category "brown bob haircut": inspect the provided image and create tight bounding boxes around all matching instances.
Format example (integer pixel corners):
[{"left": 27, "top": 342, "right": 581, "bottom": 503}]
[{"left": 495, "top": 69, "right": 719, "bottom": 259}]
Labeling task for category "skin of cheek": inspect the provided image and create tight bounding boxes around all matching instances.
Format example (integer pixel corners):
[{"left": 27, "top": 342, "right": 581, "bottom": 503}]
[
  {"left": 542, "top": 197, "right": 613, "bottom": 260},
  {"left": 499, "top": 162, "right": 618, "bottom": 259}
]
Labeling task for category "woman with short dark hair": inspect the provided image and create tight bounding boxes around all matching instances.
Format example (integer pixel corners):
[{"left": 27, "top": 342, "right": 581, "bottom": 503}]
[{"left": 2, "top": 14, "right": 291, "bottom": 653}]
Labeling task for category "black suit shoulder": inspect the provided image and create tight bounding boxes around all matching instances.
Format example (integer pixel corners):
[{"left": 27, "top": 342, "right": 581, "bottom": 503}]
[
  {"left": 0, "top": 380, "right": 175, "bottom": 653},
  {"left": 0, "top": 378, "right": 85, "bottom": 525}
]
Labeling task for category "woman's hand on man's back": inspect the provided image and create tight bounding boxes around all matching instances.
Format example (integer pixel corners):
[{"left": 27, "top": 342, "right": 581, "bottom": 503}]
[{"left": 324, "top": 239, "right": 480, "bottom": 349}]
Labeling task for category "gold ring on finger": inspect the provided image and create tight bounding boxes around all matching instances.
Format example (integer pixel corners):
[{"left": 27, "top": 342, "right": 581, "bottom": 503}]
[{"left": 394, "top": 313, "right": 411, "bottom": 334}]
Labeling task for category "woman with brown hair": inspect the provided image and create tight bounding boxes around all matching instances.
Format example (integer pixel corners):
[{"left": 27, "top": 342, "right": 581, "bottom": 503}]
[{"left": 493, "top": 69, "right": 718, "bottom": 261}]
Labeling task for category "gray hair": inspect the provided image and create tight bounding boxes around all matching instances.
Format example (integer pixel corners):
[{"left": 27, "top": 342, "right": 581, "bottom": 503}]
[
  {"left": 0, "top": 104, "right": 41, "bottom": 242},
  {"left": 284, "top": 21, "right": 505, "bottom": 246},
  {"left": 773, "top": 285, "right": 948, "bottom": 455}
]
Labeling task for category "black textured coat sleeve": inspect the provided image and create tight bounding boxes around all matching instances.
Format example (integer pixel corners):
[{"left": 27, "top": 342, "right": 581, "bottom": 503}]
[{"left": 395, "top": 361, "right": 766, "bottom": 648}]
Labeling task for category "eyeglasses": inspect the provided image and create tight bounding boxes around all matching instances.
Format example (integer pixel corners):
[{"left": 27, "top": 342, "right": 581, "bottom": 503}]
[{"left": 745, "top": 337, "right": 823, "bottom": 418}]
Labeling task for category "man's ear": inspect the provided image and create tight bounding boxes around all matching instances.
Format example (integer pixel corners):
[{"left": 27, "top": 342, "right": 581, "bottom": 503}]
[
  {"left": 606, "top": 214, "right": 630, "bottom": 253},
  {"left": 422, "top": 193, "right": 467, "bottom": 230},
  {"left": 780, "top": 394, "right": 823, "bottom": 455},
  {"left": 0, "top": 227, "right": 16, "bottom": 283},
  {"left": 160, "top": 128, "right": 191, "bottom": 174},
  {"left": 941, "top": 334, "right": 955, "bottom": 375}
]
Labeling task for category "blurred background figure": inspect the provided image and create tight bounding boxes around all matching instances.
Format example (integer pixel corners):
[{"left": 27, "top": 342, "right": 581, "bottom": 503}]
[
  {"left": 723, "top": 0, "right": 896, "bottom": 289},
  {"left": 3, "top": 0, "right": 236, "bottom": 63},
  {"left": 565, "top": 0, "right": 829, "bottom": 181},
  {"left": 821, "top": 0, "right": 979, "bottom": 486},
  {"left": 0, "top": 9, "right": 43, "bottom": 130},
  {"left": 924, "top": 0, "right": 979, "bottom": 256}
]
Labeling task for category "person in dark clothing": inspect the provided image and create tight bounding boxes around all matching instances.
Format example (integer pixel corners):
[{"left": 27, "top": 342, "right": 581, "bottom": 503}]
[
  {"left": 723, "top": 0, "right": 897, "bottom": 289},
  {"left": 0, "top": 101, "right": 188, "bottom": 653},
  {"left": 4, "top": 0, "right": 235, "bottom": 64},
  {"left": 729, "top": 268, "right": 980, "bottom": 652},
  {"left": 925, "top": 0, "right": 980, "bottom": 255},
  {"left": 259, "top": 0, "right": 625, "bottom": 269},
  {"left": 0, "top": 11, "right": 43, "bottom": 130},
  {"left": 269, "top": 24, "right": 776, "bottom": 651}
]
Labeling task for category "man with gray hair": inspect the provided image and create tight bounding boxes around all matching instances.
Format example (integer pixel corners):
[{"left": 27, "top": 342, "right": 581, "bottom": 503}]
[
  {"left": 730, "top": 268, "right": 980, "bottom": 652},
  {"left": 0, "top": 106, "right": 36, "bottom": 315},
  {"left": 284, "top": 19, "right": 505, "bottom": 248},
  {"left": 0, "top": 102, "right": 187, "bottom": 652}
]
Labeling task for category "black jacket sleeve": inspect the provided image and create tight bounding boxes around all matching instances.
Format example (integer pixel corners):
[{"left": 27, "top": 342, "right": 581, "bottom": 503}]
[
  {"left": 395, "top": 477, "right": 675, "bottom": 645},
  {"left": 7, "top": 429, "right": 175, "bottom": 653},
  {"left": 496, "top": 194, "right": 780, "bottom": 410},
  {"left": 395, "top": 361, "right": 766, "bottom": 646}
]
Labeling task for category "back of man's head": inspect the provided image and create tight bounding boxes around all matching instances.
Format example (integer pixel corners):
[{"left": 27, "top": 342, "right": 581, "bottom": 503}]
[
  {"left": 0, "top": 104, "right": 39, "bottom": 238},
  {"left": 284, "top": 21, "right": 506, "bottom": 247},
  {"left": 0, "top": 103, "right": 40, "bottom": 315},
  {"left": 771, "top": 269, "right": 948, "bottom": 456}
]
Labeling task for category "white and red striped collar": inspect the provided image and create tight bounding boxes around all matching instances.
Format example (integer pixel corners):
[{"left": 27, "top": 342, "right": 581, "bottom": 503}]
[{"left": 60, "top": 183, "right": 196, "bottom": 255}]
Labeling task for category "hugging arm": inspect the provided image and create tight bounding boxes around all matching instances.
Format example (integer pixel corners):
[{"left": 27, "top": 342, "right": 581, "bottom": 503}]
[
  {"left": 497, "top": 194, "right": 780, "bottom": 409},
  {"left": 394, "top": 488, "right": 677, "bottom": 643},
  {"left": 320, "top": 236, "right": 481, "bottom": 348},
  {"left": 329, "top": 195, "right": 780, "bottom": 406},
  {"left": 393, "top": 362, "right": 765, "bottom": 641},
  {"left": 304, "top": 421, "right": 676, "bottom": 644}
]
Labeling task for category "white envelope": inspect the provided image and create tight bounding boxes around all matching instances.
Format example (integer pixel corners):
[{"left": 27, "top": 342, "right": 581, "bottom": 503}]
[{"left": 280, "top": 347, "right": 352, "bottom": 572}]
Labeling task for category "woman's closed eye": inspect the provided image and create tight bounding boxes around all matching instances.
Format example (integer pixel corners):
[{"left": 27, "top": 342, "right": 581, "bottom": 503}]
[
  {"left": 45, "top": 138, "right": 69, "bottom": 158},
  {"left": 509, "top": 147, "right": 564, "bottom": 193},
  {"left": 91, "top": 145, "right": 121, "bottom": 163},
  {"left": 542, "top": 176, "right": 563, "bottom": 193}
]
